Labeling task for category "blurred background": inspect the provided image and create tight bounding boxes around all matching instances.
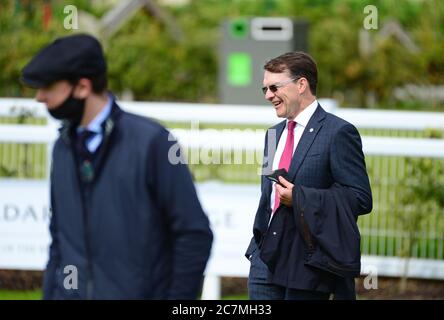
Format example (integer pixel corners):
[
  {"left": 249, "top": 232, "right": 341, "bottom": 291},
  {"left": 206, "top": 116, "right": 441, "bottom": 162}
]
[
  {"left": 2, "top": 0, "right": 444, "bottom": 109},
  {"left": 0, "top": 0, "right": 443, "bottom": 300}
]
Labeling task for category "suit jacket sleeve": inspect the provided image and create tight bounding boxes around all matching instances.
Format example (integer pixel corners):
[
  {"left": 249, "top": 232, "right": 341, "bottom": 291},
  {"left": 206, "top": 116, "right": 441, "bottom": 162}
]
[
  {"left": 147, "top": 128, "right": 213, "bottom": 299},
  {"left": 329, "top": 123, "right": 372, "bottom": 215}
]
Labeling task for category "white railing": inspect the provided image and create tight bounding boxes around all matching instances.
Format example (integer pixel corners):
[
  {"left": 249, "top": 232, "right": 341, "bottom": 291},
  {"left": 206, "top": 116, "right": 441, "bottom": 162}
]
[
  {"left": 2, "top": 98, "right": 444, "bottom": 129},
  {"left": 2, "top": 125, "right": 444, "bottom": 158},
  {"left": 2, "top": 99, "right": 444, "bottom": 157}
]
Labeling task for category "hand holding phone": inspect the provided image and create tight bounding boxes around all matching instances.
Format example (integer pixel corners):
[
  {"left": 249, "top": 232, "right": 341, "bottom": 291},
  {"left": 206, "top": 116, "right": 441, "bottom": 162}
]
[{"left": 265, "top": 168, "right": 289, "bottom": 187}]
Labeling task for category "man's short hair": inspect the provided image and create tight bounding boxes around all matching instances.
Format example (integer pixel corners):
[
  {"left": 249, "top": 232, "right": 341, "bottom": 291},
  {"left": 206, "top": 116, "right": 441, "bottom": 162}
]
[
  {"left": 264, "top": 51, "right": 318, "bottom": 95},
  {"left": 68, "top": 73, "right": 107, "bottom": 94}
]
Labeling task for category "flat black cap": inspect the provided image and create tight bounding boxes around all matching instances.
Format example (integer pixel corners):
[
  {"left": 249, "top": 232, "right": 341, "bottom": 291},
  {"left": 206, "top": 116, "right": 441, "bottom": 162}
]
[{"left": 21, "top": 34, "right": 106, "bottom": 88}]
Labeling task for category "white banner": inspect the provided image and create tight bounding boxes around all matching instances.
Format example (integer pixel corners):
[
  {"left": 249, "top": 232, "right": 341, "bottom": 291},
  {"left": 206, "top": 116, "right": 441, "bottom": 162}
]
[
  {"left": 0, "top": 179, "right": 258, "bottom": 275},
  {"left": 197, "top": 182, "right": 258, "bottom": 277},
  {"left": 2, "top": 180, "right": 443, "bottom": 280},
  {"left": 0, "top": 180, "right": 51, "bottom": 270}
]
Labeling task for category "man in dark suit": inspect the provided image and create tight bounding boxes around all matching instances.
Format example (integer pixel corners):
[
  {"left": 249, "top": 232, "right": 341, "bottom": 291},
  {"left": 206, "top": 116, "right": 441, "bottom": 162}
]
[
  {"left": 21, "top": 34, "right": 213, "bottom": 299},
  {"left": 245, "top": 52, "right": 372, "bottom": 300}
]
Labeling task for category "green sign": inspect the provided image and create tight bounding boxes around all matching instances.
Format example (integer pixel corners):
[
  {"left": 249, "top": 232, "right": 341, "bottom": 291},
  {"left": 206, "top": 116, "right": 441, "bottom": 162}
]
[
  {"left": 230, "top": 19, "right": 248, "bottom": 39},
  {"left": 227, "top": 52, "right": 251, "bottom": 87}
]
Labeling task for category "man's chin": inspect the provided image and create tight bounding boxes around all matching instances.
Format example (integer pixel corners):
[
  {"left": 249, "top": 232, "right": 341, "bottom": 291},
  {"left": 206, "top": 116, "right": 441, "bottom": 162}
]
[{"left": 275, "top": 111, "right": 286, "bottom": 118}]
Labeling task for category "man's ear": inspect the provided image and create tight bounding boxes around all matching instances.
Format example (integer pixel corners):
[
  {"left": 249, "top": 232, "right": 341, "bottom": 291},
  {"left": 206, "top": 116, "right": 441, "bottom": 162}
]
[
  {"left": 298, "top": 77, "right": 309, "bottom": 94},
  {"left": 73, "top": 78, "right": 93, "bottom": 99}
]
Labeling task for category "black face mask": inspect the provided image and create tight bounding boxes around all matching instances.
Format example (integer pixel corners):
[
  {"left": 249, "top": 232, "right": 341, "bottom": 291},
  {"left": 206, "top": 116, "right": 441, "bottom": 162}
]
[{"left": 48, "top": 88, "right": 86, "bottom": 123}]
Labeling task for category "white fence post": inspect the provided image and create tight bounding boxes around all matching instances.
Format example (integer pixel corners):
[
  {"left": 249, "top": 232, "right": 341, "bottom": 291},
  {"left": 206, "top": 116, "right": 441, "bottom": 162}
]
[{"left": 201, "top": 275, "right": 221, "bottom": 300}]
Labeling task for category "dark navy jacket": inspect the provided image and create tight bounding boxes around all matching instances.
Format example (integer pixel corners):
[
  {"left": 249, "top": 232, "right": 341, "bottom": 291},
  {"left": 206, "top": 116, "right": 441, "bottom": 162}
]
[
  {"left": 43, "top": 101, "right": 213, "bottom": 299},
  {"left": 246, "top": 105, "right": 372, "bottom": 298}
]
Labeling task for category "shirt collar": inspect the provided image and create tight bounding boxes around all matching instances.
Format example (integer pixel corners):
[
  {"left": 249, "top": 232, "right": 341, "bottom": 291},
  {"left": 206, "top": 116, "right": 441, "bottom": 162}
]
[
  {"left": 287, "top": 99, "right": 318, "bottom": 129},
  {"left": 77, "top": 93, "right": 113, "bottom": 134}
]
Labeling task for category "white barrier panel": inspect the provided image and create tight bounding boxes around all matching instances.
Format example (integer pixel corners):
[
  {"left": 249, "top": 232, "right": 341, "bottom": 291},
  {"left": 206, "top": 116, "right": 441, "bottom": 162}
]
[
  {"left": 0, "top": 180, "right": 51, "bottom": 270},
  {"left": 196, "top": 182, "right": 257, "bottom": 277},
  {"left": 361, "top": 256, "right": 444, "bottom": 280},
  {"left": 2, "top": 180, "right": 444, "bottom": 278},
  {"left": 0, "top": 179, "right": 256, "bottom": 275}
]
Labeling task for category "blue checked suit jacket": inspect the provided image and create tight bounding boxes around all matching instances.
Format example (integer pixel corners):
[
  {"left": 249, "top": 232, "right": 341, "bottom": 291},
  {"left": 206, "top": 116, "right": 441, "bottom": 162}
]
[{"left": 246, "top": 104, "right": 372, "bottom": 297}]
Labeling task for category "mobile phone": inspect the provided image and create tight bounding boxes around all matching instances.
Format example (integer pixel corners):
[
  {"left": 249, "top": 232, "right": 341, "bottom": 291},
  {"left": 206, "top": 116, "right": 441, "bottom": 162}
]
[{"left": 265, "top": 168, "right": 289, "bottom": 187}]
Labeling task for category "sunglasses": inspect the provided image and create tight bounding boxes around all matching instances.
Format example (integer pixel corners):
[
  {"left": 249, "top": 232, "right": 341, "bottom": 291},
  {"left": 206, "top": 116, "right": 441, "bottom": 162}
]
[{"left": 261, "top": 77, "right": 300, "bottom": 95}]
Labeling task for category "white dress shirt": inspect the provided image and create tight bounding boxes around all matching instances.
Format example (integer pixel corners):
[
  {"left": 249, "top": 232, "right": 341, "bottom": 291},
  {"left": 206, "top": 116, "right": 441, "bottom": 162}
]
[
  {"left": 76, "top": 93, "right": 113, "bottom": 153},
  {"left": 269, "top": 99, "right": 319, "bottom": 212}
]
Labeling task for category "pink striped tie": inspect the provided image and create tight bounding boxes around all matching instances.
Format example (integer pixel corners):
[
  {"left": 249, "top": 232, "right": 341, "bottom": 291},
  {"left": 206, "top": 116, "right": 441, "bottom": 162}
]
[{"left": 273, "top": 120, "right": 296, "bottom": 213}]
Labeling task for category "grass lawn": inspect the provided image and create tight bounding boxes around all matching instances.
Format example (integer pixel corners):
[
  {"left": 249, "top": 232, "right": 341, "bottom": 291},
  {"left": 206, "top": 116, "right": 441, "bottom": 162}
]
[
  {"left": 221, "top": 293, "right": 248, "bottom": 300},
  {"left": 0, "top": 289, "right": 42, "bottom": 300},
  {"left": 0, "top": 289, "right": 246, "bottom": 300}
]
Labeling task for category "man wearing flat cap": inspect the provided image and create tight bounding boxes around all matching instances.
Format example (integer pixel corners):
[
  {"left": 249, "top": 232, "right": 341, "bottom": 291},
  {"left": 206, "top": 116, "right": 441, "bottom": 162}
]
[{"left": 21, "top": 34, "right": 213, "bottom": 300}]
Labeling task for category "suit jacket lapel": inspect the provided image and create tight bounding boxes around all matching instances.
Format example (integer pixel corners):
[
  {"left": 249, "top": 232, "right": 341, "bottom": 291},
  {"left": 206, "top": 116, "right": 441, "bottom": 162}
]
[
  {"left": 263, "top": 120, "right": 286, "bottom": 195},
  {"left": 270, "top": 120, "right": 286, "bottom": 167},
  {"left": 288, "top": 104, "right": 326, "bottom": 182}
]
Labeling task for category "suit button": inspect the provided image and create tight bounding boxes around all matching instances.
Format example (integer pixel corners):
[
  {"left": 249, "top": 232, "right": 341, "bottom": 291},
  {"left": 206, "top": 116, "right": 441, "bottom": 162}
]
[{"left": 273, "top": 232, "right": 277, "bottom": 235}]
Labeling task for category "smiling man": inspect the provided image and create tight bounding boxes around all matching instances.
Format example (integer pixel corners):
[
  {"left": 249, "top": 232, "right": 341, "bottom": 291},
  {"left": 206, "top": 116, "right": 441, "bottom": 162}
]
[{"left": 245, "top": 52, "right": 372, "bottom": 300}]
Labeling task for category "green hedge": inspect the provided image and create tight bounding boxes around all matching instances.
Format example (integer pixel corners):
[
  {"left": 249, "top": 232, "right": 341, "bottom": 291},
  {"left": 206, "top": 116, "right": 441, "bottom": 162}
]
[{"left": 1, "top": 0, "right": 444, "bottom": 109}]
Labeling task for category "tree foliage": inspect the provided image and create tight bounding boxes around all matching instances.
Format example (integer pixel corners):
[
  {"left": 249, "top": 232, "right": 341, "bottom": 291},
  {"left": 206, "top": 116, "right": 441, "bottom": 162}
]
[{"left": 1, "top": 0, "right": 444, "bottom": 109}]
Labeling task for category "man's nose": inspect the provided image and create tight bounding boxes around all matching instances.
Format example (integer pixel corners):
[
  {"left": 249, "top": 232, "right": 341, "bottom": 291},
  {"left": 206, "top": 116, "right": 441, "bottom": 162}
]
[
  {"left": 35, "top": 89, "right": 45, "bottom": 102},
  {"left": 264, "top": 88, "right": 275, "bottom": 100}
]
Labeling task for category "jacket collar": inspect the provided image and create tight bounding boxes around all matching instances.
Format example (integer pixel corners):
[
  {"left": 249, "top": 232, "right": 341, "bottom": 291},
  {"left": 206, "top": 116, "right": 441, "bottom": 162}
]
[
  {"left": 268, "top": 103, "right": 326, "bottom": 177},
  {"left": 287, "top": 103, "right": 326, "bottom": 181},
  {"left": 59, "top": 98, "right": 123, "bottom": 146}
]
